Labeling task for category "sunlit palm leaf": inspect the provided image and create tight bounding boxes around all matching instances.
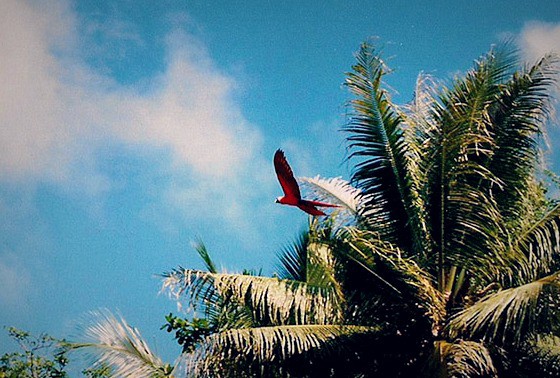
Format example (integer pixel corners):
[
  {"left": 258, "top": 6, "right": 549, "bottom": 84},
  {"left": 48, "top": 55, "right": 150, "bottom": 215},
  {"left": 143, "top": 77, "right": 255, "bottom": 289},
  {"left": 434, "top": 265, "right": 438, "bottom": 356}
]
[
  {"left": 71, "top": 310, "right": 172, "bottom": 378},
  {"left": 445, "top": 186, "right": 510, "bottom": 281},
  {"left": 518, "top": 333, "right": 560, "bottom": 375},
  {"left": 185, "top": 241, "right": 256, "bottom": 329},
  {"left": 403, "top": 73, "right": 441, "bottom": 137},
  {"left": 530, "top": 333, "right": 560, "bottom": 358},
  {"left": 276, "top": 227, "right": 345, "bottom": 308},
  {"left": 300, "top": 176, "right": 362, "bottom": 216},
  {"left": 447, "top": 270, "right": 560, "bottom": 344},
  {"left": 402, "top": 73, "right": 441, "bottom": 194},
  {"left": 306, "top": 240, "right": 342, "bottom": 291},
  {"left": 161, "top": 269, "right": 343, "bottom": 326},
  {"left": 177, "top": 324, "right": 380, "bottom": 377},
  {"left": 401, "top": 73, "right": 440, "bottom": 255}
]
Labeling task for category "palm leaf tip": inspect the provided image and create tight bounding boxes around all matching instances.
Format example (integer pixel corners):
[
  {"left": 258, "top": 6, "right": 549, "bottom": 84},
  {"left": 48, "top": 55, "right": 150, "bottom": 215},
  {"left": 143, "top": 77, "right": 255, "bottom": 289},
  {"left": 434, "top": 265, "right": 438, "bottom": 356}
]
[
  {"left": 192, "top": 239, "right": 218, "bottom": 273},
  {"left": 300, "top": 176, "right": 362, "bottom": 215},
  {"left": 70, "top": 309, "right": 170, "bottom": 378}
]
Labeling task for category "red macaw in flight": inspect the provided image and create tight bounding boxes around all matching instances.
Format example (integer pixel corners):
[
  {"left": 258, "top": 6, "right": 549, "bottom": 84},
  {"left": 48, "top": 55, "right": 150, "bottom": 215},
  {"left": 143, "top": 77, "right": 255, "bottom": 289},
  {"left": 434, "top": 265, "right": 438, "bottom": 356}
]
[{"left": 274, "top": 149, "right": 339, "bottom": 216}]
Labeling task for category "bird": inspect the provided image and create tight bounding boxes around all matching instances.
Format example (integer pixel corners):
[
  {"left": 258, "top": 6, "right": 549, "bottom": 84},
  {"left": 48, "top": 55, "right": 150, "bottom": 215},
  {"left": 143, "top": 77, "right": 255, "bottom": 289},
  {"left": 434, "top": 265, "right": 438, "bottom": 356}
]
[{"left": 273, "top": 149, "right": 339, "bottom": 216}]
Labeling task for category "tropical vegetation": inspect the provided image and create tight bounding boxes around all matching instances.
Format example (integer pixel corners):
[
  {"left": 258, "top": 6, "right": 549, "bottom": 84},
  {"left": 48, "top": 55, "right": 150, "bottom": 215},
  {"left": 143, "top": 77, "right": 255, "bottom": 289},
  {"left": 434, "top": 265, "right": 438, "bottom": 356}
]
[
  {"left": 0, "top": 327, "right": 111, "bottom": 378},
  {"left": 72, "top": 41, "right": 560, "bottom": 377}
]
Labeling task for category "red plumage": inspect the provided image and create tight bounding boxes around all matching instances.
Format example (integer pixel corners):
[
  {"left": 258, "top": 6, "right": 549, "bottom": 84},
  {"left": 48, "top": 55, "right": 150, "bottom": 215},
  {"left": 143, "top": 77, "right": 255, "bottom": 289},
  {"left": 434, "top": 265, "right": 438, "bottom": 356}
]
[{"left": 273, "top": 149, "right": 339, "bottom": 216}]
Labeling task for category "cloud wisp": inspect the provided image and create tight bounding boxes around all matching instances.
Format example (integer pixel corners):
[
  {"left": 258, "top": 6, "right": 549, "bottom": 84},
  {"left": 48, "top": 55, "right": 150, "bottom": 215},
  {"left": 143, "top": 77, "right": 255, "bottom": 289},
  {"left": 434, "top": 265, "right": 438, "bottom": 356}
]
[
  {"left": 519, "top": 21, "right": 560, "bottom": 62},
  {"left": 0, "top": 0, "right": 269, "bottom": 219}
]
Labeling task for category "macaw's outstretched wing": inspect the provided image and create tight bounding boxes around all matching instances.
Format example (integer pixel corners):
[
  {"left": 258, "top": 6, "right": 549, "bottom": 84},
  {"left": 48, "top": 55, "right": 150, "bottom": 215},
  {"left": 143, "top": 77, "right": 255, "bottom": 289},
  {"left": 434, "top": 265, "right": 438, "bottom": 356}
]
[{"left": 274, "top": 149, "right": 301, "bottom": 201}]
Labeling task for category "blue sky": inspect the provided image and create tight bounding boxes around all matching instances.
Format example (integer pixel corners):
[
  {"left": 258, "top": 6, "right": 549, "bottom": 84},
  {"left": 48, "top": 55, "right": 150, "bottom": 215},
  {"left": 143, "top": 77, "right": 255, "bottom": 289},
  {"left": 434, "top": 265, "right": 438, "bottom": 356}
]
[{"left": 1, "top": 0, "right": 560, "bottom": 365}]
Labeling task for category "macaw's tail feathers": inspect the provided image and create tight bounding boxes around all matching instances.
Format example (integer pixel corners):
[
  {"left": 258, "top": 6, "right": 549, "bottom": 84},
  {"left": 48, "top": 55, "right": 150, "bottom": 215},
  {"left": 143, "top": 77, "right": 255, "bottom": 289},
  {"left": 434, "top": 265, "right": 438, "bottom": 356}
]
[
  {"left": 297, "top": 202, "right": 327, "bottom": 216},
  {"left": 297, "top": 200, "right": 341, "bottom": 216}
]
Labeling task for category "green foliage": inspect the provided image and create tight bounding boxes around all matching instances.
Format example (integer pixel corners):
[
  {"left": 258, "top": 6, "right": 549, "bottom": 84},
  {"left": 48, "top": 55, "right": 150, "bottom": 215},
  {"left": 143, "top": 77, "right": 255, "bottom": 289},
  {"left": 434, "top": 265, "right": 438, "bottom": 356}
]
[
  {"left": 0, "top": 327, "right": 69, "bottom": 378},
  {"left": 0, "top": 327, "right": 112, "bottom": 378},
  {"left": 81, "top": 363, "right": 112, "bottom": 378},
  {"left": 161, "top": 314, "right": 215, "bottom": 353}
]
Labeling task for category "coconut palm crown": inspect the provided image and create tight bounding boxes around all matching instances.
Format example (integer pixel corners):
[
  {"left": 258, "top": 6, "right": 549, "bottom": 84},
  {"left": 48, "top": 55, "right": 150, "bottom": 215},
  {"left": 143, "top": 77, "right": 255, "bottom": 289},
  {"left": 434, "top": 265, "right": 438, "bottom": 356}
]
[
  {"left": 157, "top": 42, "right": 560, "bottom": 377},
  {"left": 77, "top": 42, "right": 560, "bottom": 377}
]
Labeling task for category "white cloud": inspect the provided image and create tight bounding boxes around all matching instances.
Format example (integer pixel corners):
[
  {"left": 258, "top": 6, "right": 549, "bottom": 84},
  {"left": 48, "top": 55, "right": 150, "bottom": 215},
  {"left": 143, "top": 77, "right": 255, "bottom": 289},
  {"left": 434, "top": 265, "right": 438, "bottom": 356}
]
[
  {"left": 0, "top": 0, "right": 79, "bottom": 181},
  {"left": 0, "top": 0, "right": 273, "bottom": 238},
  {"left": 519, "top": 21, "right": 560, "bottom": 62},
  {"left": 0, "top": 0, "right": 289, "bottom": 275},
  {"left": 519, "top": 22, "right": 560, "bottom": 169},
  {"left": 114, "top": 31, "right": 261, "bottom": 178},
  {"left": 0, "top": 0, "right": 268, "bottom": 215}
]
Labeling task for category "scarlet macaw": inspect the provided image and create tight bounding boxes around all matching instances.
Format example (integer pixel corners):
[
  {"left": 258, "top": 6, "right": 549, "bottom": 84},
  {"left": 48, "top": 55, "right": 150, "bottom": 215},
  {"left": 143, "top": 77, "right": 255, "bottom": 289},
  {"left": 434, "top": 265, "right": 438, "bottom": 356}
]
[{"left": 273, "top": 149, "right": 339, "bottom": 216}]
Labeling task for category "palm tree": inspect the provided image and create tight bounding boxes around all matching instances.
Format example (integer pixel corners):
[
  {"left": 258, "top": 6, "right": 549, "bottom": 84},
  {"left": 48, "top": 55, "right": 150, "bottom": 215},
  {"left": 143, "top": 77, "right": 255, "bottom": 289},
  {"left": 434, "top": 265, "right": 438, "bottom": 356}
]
[{"left": 75, "top": 42, "right": 560, "bottom": 377}]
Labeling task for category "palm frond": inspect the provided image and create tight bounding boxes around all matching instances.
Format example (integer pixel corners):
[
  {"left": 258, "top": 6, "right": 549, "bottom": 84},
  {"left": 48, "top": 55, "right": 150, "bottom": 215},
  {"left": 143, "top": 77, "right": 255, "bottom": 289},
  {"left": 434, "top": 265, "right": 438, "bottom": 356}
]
[
  {"left": 402, "top": 73, "right": 441, "bottom": 181},
  {"left": 176, "top": 324, "right": 380, "bottom": 377},
  {"left": 275, "top": 230, "right": 309, "bottom": 281},
  {"left": 161, "top": 269, "right": 343, "bottom": 326},
  {"left": 430, "top": 340, "right": 497, "bottom": 378},
  {"left": 447, "top": 270, "right": 560, "bottom": 344},
  {"left": 405, "top": 73, "right": 441, "bottom": 129},
  {"left": 344, "top": 42, "right": 423, "bottom": 255},
  {"left": 506, "top": 202, "right": 560, "bottom": 284},
  {"left": 300, "top": 176, "right": 362, "bottom": 216},
  {"left": 399, "top": 73, "right": 441, "bottom": 260},
  {"left": 444, "top": 185, "right": 509, "bottom": 281},
  {"left": 487, "top": 53, "right": 558, "bottom": 224},
  {"left": 422, "top": 45, "right": 522, "bottom": 289},
  {"left": 70, "top": 310, "right": 172, "bottom": 378},
  {"left": 193, "top": 239, "right": 217, "bottom": 273},
  {"left": 529, "top": 333, "right": 560, "bottom": 354}
]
